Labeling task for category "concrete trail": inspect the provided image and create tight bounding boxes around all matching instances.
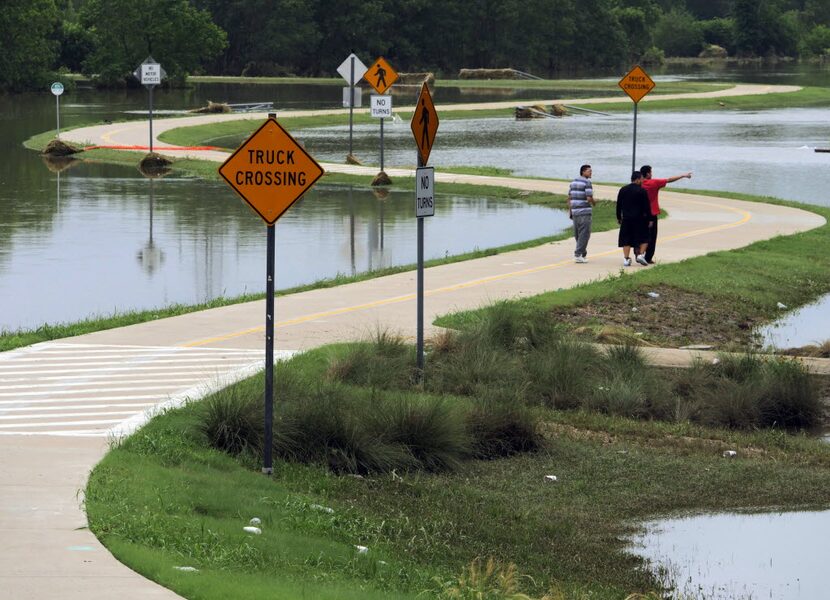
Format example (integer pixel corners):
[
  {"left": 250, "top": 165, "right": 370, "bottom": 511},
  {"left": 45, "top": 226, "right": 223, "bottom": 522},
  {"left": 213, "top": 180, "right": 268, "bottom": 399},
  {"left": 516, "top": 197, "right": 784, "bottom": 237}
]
[{"left": 3, "top": 82, "right": 824, "bottom": 600}]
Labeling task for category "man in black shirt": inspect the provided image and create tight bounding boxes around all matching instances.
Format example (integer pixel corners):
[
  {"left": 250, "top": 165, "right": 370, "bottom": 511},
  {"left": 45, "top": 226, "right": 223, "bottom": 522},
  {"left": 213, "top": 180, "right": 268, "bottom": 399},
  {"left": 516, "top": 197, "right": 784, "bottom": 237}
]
[{"left": 616, "top": 171, "right": 652, "bottom": 267}]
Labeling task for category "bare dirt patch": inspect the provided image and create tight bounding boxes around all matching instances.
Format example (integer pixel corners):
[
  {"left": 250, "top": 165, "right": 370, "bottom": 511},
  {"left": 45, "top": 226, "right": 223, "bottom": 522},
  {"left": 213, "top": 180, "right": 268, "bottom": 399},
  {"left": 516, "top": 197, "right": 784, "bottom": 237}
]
[{"left": 549, "top": 285, "right": 762, "bottom": 350}]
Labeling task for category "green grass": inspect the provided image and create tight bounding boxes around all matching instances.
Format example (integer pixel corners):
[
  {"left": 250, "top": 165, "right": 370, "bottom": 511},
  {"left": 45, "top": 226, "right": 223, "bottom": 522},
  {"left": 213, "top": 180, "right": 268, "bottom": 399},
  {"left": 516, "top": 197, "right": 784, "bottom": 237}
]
[
  {"left": 437, "top": 194, "right": 830, "bottom": 351},
  {"left": 187, "top": 74, "right": 729, "bottom": 96},
  {"left": 85, "top": 344, "right": 830, "bottom": 600}
]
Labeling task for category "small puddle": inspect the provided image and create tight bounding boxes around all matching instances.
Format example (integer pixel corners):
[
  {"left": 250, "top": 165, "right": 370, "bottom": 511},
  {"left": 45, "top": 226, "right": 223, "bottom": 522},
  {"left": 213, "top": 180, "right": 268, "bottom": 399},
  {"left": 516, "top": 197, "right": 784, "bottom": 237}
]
[
  {"left": 628, "top": 510, "right": 830, "bottom": 599},
  {"left": 756, "top": 294, "right": 830, "bottom": 351}
]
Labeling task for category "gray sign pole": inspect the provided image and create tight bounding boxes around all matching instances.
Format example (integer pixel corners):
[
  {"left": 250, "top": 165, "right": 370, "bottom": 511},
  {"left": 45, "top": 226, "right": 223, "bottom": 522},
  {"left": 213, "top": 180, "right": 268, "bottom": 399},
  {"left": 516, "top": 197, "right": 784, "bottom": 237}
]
[
  {"left": 262, "top": 113, "right": 277, "bottom": 476},
  {"left": 349, "top": 57, "right": 355, "bottom": 156},
  {"left": 380, "top": 116, "right": 385, "bottom": 171},
  {"left": 631, "top": 102, "right": 638, "bottom": 174},
  {"left": 56, "top": 94, "right": 61, "bottom": 139},
  {"left": 149, "top": 86, "right": 155, "bottom": 153},
  {"left": 416, "top": 154, "right": 425, "bottom": 373}
]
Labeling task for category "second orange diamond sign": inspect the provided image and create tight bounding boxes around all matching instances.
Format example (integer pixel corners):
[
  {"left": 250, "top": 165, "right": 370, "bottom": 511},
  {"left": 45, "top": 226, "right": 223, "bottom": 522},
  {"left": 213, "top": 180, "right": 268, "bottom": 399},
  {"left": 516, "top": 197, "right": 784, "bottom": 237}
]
[
  {"left": 410, "top": 83, "right": 439, "bottom": 165},
  {"left": 219, "top": 118, "right": 324, "bottom": 225}
]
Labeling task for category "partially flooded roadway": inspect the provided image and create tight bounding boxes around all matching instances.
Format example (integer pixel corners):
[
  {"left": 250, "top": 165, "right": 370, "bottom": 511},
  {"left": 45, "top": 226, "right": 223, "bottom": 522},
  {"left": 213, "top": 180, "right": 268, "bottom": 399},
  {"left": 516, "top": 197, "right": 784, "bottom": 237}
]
[{"left": 1, "top": 83, "right": 826, "bottom": 599}]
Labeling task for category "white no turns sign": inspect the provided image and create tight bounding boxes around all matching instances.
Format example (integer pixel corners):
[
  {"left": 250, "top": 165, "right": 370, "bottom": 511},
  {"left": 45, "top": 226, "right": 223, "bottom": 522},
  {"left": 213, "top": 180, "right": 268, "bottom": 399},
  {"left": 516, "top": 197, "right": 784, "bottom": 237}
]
[
  {"left": 415, "top": 167, "right": 434, "bottom": 217},
  {"left": 371, "top": 94, "right": 392, "bottom": 118}
]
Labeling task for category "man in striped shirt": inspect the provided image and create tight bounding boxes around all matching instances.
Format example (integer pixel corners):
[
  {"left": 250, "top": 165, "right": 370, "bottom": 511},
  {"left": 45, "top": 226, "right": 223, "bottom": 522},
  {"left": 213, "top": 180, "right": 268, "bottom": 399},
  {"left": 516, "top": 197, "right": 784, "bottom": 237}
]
[{"left": 568, "top": 164, "right": 595, "bottom": 263}]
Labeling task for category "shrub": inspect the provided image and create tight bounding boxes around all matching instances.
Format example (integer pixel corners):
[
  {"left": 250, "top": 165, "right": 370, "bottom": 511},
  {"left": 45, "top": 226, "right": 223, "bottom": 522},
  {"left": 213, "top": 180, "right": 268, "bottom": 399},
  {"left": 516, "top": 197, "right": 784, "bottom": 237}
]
[
  {"left": 326, "top": 331, "right": 416, "bottom": 389},
  {"left": 198, "top": 387, "right": 262, "bottom": 456},
  {"left": 524, "top": 339, "right": 602, "bottom": 409},
  {"left": 757, "top": 359, "right": 820, "bottom": 428},
  {"left": 466, "top": 401, "right": 542, "bottom": 459},
  {"left": 369, "top": 396, "right": 471, "bottom": 471}
]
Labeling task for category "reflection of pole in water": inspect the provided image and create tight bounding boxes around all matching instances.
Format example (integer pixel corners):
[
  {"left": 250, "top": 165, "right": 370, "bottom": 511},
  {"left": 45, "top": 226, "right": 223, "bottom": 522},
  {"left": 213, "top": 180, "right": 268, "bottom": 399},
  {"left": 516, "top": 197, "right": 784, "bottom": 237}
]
[
  {"left": 349, "top": 185, "right": 355, "bottom": 276},
  {"left": 137, "top": 177, "right": 164, "bottom": 275},
  {"left": 56, "top": 171, "right": 60, "bottom": 213}
]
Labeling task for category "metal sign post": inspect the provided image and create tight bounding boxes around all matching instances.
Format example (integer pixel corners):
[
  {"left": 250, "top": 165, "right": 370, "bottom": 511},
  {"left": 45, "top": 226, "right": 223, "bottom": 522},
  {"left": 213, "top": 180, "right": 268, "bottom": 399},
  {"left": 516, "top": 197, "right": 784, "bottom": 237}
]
[
  {"left": 618, "top": 65, "right": 655, "bottom": 174},
  {"left": 337, "top": 53, "right": 368, "bottom": 161},
  {"left": 50, "top": 82, "right": 64, "bottom": 138},
  {"left": 133, "top": 57, "right": 166, "bottom": 153},
  {"left": 366, "top": 57, "right": 399, "bottom": 179},
  {"left": 218, "top": 113, "right": 324, "bottom": 475},
  {"left": 370, "top": 94, "right": 393, "bottom": 171},
  {"left": 410, "top": 83, "right": 439, "bottom": 374}
]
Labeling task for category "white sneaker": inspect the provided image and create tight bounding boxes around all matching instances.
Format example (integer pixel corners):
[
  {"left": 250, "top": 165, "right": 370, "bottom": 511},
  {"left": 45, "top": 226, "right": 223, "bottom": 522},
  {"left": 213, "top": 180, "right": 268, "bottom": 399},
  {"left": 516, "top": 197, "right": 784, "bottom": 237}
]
[
  {"left": 623, "top": 258, "right": 632, "bottom": 267},
  {"left": 575, "top": 256, "right": 587, "bottom": 264},
  {"left": 635, "top": 254, "right": 649, "bottom": 266}
]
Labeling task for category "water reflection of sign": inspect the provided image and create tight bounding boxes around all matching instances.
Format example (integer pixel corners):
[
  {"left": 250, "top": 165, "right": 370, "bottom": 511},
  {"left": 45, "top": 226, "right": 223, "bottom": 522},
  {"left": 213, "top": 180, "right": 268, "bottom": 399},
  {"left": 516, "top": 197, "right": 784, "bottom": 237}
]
[
  {"left": 410, "top": 83, "right": 439, "bottom": 165},
  {"left": 618, "top": 65, "right": 655, "bottom": 103},
  {"left": 415, "top": 167, "right": 434, "bottom": 217},
  {"left": 218, "top": 117, "right": 324, "bottom": 225},
  {"left": 371, "top": 95, "right": 392, "bottom": 118},
  {"left": 365, "top": 57, "right": 398, "bottom": 95}
]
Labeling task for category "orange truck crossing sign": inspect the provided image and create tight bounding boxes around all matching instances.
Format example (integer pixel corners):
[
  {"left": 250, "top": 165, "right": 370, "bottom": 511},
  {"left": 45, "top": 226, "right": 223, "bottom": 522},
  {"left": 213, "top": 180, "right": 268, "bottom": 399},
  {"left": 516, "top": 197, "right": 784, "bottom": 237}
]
[
  {"left": 219, "top": 117, "right": 324, "bottom": 225},
  {"left": 618, "top": 65, "right": 655, "bottom": 103},
  {"left": 365, "top": 56, "right": 398, "bottom": 95},
  {"left": 410, "top": 83, "right": 439, "bottom": 165}
]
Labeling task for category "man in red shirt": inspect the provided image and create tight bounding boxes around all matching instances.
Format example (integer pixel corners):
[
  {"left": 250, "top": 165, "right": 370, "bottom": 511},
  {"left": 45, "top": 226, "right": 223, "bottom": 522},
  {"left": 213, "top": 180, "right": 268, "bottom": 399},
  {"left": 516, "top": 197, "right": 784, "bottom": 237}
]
[{"left": 640, "top": 165, "right": 693, "bottom": 263}]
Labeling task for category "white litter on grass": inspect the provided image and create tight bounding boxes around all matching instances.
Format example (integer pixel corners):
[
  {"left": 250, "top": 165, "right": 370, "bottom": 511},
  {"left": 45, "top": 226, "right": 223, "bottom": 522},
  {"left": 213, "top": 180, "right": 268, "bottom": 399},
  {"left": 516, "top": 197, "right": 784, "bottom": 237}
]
[
  {"left": 723, "top": 450, "right": 737, "bottom": 458},
  {"left": 174, "top": 566, "right": 199, "bottom": 573},
  {"left": 310, "top": 504, "right": 335, "bottom": 514},
  {"left": 249, "top": 517, "right": 261, "bottom": 526},
  {"left": 712, "top": 358, "right": 721, "bottom": 365},
  {"left": 647, "top": 292, "right": 660, "bottom": 298},
  {"left": 243, "top": 526, "right": 262, "bottom": 535},
  {"left": 777, "top": 302, "right": 788, "bottom": 309},
  {"left": 355, "top": 545, "right": 369, "bottom": 554},
  {"left": 632, "top": 307, "right": 639, "bottom": 312},
  {"left": 544, "top": 475, "right": 558, "bottom": 482}
]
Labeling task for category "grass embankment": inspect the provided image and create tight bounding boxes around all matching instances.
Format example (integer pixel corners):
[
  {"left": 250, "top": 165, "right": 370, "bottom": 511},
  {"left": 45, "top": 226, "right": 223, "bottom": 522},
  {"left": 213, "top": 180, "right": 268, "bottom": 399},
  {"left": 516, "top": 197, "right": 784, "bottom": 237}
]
[
  {"left": 439, "top": 193, "right": 830, "bottom": 353},
  {"left": 86, "top": 313, "right": 830, "bottom": 600},
  {"left": 188, "top": 75, "right": 728, "bottom": 96}
]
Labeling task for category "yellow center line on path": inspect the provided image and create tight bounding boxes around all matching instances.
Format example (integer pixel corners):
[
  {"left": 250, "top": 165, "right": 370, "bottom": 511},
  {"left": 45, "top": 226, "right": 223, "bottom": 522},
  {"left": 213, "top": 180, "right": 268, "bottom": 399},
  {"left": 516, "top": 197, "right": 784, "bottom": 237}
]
[{"left": 182, "top": 198, "right": 752, "bottom": 348}]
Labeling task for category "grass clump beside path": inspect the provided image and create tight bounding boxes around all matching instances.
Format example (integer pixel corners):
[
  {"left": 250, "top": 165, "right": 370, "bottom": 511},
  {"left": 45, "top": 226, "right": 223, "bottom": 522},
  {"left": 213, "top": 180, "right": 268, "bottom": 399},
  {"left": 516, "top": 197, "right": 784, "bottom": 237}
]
[{"left": 86, "top": 324, "right": 830, "bottom": 600}]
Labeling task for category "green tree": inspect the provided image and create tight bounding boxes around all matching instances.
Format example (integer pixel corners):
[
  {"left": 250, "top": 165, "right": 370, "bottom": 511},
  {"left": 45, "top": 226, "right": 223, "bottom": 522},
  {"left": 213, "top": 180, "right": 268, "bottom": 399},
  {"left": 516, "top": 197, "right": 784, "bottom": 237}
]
[
  {"left": 654, "top": 8, "right": 704, "bottom": 56},
  {"left": 615, "top": 6, "right": 653, "bottom": 60},
  {"left": 194, "top": 0, "right": 321, "bottom": 75},
  {"left": 803, "top": 23, "right": 830, "bottom": 53},
  {"left": 80, "top": 0, "right": 227, "bottom": 85},
  {"left": 0, "top": 0, "right": 60, "bottom": 91}
]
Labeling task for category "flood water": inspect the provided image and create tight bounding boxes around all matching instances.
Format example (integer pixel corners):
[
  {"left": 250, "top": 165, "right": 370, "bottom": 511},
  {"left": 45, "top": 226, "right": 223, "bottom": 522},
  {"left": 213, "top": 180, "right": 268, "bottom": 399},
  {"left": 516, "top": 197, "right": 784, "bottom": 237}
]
[
  {"left": 628, "top": 510, "right": 830, "bottom": 599},
  {"left": 303, "top": 108, "right": 830, "bottom": 207},
  {"left": 757, "top": 293, "right": 830, "bottom": 350},
  {"left": 0, "top": 161, "right": 561, "bottom": 331},
  {"left": 3, "top": 64, "right": 830, "bottom": 331}
]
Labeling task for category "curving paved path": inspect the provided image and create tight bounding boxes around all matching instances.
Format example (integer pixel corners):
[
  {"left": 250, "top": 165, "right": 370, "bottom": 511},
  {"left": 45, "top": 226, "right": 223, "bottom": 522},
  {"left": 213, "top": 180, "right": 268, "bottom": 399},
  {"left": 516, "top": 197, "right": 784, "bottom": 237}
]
[{"left": 3, "top": 82, "right": 825, "bottom": 599}]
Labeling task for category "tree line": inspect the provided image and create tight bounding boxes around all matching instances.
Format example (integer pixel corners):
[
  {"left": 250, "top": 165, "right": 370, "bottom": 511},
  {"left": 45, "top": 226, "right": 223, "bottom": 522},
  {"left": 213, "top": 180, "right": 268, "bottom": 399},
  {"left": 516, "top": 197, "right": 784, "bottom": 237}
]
[{"left": 3, "top": 0, "right": 830, "bottom": 92}]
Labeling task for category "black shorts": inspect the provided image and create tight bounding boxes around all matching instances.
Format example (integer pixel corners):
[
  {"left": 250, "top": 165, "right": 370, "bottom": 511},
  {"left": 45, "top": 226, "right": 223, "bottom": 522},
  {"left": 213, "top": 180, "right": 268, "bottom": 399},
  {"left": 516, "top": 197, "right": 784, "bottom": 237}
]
[{"left": 618, "top": 218, "right": 648, "bottom": 247}]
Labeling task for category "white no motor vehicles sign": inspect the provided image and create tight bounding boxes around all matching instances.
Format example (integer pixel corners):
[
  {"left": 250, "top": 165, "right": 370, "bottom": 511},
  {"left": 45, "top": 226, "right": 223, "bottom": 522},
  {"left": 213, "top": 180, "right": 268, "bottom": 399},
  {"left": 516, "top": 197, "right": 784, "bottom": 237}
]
[
  {"left": 415, "top": 167, "right": 434, "bottom": 217},
  {"left": 371, "top": 95, "right": 392, "bottom": 118},
  {"left": 141, "top": 63, "right": 161, "bottom": 85}
]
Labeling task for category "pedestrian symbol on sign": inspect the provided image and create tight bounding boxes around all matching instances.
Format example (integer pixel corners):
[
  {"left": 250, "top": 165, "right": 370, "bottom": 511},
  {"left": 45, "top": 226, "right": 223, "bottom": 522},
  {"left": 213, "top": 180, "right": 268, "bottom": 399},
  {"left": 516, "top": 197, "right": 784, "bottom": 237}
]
[
  {"left": 410, "top": 83, "right": 439, "bottom": 165},
  {"left": 365, "top": 57, "right": 398, "bottom": 95}
]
